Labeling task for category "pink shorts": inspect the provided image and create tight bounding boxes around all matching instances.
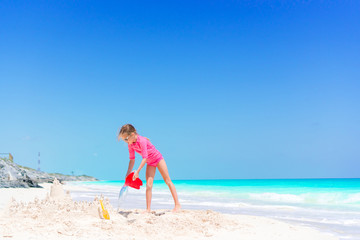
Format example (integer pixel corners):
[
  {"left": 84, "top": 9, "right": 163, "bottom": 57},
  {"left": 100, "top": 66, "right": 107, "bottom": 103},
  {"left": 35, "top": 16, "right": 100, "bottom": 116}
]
[{"left": 147, "top": 158, "right": 163, "bottom": 167}]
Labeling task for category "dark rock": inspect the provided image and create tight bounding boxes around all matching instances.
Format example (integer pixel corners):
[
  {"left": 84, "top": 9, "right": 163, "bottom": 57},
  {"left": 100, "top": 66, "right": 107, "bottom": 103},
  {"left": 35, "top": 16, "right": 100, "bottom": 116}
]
[{"left": 0, "top": 157, "right": 98, "bottom": 188}]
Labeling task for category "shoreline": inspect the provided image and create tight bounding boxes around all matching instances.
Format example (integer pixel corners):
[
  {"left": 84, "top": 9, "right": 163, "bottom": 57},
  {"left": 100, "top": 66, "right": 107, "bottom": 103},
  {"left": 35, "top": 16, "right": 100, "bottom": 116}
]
[
  {"left": 0, "top": 182, "right": 339, "bottom": 240},
  {"left": 63, "top": 179, "right": 360, "bottom": 240}
]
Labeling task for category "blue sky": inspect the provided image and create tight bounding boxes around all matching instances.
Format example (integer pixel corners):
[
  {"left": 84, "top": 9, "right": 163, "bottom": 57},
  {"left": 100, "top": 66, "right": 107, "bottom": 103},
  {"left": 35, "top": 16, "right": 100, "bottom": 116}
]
[{"left": 0, "top": 0, "right": 359, "bottom": 180}]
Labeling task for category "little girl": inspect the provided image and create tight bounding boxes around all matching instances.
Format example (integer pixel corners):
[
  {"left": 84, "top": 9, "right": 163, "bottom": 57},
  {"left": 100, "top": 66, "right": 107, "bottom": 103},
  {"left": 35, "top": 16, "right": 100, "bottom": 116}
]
[{"left": 118, "top": 124, "right": 181, "bottom": 212}]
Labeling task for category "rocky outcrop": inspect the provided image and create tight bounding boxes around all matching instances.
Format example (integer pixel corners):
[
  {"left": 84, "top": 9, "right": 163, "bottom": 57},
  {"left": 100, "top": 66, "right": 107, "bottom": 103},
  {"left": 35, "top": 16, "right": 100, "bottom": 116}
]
[{"left": 0, "top": 157, "right": 98, "bottom": 188}]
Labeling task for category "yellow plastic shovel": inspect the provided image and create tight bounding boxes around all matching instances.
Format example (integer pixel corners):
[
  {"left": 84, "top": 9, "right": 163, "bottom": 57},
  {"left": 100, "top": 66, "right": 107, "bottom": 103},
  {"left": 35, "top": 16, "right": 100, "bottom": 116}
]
[{"left": 99, "top": 199, "right": 110, "bottom": 220}]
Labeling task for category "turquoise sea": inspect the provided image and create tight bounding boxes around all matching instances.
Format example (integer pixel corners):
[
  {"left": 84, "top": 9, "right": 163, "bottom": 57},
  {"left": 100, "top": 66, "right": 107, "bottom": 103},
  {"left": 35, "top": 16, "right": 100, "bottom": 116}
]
[{"left": 67, "top": 178, "right": 360, "bottom": 240}]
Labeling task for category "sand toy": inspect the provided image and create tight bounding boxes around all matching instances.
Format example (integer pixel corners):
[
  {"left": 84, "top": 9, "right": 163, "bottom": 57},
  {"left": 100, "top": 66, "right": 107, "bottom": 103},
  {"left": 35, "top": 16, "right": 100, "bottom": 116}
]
[
  {"left": 99, "top": 199, "right": 110, "bottom": 220},
  {"left": 125, "top": 172, "right": 143, "bottom": 189},
  {"left": 118, "top": 172, "right": 143, "bottom": 209}
]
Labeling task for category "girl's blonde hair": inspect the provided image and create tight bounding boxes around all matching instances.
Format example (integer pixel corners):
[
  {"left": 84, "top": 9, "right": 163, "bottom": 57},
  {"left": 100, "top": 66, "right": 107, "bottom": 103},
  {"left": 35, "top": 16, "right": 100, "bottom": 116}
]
[
  {"left": 119, "top": 124, "right": 137, "bottom": 137},
  {"left": 118, "top": 124, "right": 150, "bottom": 141}
]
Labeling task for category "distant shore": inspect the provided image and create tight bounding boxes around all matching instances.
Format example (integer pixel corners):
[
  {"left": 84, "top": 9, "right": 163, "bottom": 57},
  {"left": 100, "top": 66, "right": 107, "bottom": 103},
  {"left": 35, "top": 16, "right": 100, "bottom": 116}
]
[{"left": 0, "top": 157, "right": 98, "bottom": 188}]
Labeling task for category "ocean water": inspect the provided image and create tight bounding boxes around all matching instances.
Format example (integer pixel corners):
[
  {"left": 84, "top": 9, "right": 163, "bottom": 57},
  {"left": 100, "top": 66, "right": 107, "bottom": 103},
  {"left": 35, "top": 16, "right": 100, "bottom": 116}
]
[{"left": 67, "top": 178, "right": 360, "bottom": 240}]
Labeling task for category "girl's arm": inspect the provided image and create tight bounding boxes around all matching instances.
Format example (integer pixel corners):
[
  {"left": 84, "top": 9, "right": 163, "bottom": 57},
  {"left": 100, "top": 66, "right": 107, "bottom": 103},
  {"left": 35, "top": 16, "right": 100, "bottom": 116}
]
[
  {"left": 126, "top": 159, "right": 135, "bottom": 178},
  {"left": 133, "top": 158, "right": 147, "bottom": 180}
]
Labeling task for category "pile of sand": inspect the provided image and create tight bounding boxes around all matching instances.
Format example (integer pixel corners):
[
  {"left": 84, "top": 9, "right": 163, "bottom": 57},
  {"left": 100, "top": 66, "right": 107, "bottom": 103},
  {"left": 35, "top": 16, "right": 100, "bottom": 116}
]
[
  {"left": 0, "top": 179, "right": 236, "bottom": 239},
  {"left": 0, "top": 180, "right": 338, "bottom": 240}
]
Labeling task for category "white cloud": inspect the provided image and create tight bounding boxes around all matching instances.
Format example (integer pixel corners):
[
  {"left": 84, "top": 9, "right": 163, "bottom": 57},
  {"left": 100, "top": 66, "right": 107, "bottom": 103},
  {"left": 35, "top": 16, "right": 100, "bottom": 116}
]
[{"left": 21, "top": 136, "right": 31, "bottom": 141}]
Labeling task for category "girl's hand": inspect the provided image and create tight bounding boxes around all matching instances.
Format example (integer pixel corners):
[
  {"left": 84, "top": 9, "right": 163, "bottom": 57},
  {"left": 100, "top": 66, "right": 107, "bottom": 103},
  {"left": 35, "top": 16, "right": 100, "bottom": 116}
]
[{"left": 133, "top": 170, "right": 139, "bottom": 181}]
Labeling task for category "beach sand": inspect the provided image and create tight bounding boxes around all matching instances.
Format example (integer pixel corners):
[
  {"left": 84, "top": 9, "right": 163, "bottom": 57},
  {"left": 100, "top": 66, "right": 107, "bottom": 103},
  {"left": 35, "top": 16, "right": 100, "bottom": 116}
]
[{"left": 0, "top": 181, "right": 338, "bottom": 240}]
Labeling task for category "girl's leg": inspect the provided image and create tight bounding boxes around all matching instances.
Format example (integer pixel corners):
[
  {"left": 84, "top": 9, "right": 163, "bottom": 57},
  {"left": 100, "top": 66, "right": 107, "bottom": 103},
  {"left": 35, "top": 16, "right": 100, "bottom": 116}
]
[
  {"left": 157, "top": 159, "right": 181, "bottom": 212},
  {"left": 145, "top": 164, "right": 156, "bottom": 212}
]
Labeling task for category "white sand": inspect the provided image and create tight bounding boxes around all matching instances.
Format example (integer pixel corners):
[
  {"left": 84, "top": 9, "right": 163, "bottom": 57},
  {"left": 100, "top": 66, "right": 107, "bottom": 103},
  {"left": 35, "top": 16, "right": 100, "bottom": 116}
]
[{"left": 0, "top": 181, "right": 339, "bottom": 240}]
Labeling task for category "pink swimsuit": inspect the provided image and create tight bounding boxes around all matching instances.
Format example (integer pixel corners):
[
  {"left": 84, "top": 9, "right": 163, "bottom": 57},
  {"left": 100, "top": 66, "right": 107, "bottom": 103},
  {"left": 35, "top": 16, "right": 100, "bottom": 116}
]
[{"left": 128, "top": 135, "right": 163, "bottom": 167}]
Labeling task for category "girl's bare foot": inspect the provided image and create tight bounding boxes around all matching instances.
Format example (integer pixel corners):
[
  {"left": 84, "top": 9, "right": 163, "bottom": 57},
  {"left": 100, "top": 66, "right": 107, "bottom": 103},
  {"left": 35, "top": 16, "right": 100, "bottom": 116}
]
[
  {"left": 172, "top": 204, "right": 181, "bottom": 212},
  {"left": 141, "top": 209, "right": 152, "bottom": 214}
]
